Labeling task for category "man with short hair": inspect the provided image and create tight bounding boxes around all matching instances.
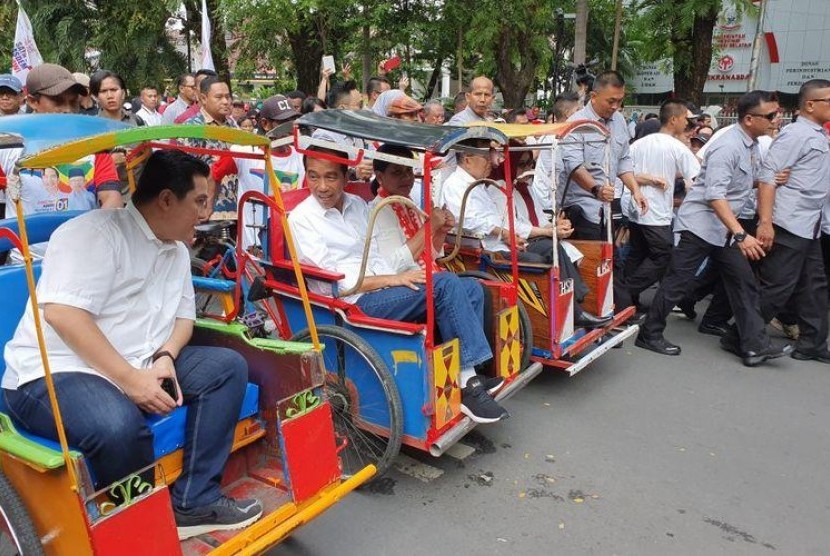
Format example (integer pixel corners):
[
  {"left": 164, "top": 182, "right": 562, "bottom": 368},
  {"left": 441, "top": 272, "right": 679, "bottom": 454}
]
[
  {"left": 290, "top": 147, "right": 507, "bottom": 423},
  {"left": 175, "top": 69, "right": 219, "bottom": 124},
  {"left": 559, "top": 71, "right": 649, "bottom": 241},
  {"left": 71, "top": 72, "right": 97, "bottom": 116},
  {"left": 366, "top": 76, "right": 391, "bottom": 109},
  {"left": 422, "top": 100, "right": 445, "bottom": 125},
  {"left": 163, "top": 73, "right": 198, "bottom": 124},
  {"left": 3, "top": 149, "right": 262, "bottom": 539},
  {"left": 0, "top": 75, "right": 24, "bottom": 116},
  {"left": 620, "top": 100, "right": 700, "bottom": 308},
  {"left": 212, "top": 94, "right": 304, "bottom": 248},
  {"left": 753, "top": 79, "right": 830, "bottom": 363},
  {"left": 637, "top": 90, "right": 790, "bottom": 366},
  {"left": 285, "top": 90, "right": 306, "bottom": 112},
  {"left": 448, "top": 77, "right": 494, "bottom": 125},
  {"left": 315, "top": 80, "right": 373, "bottom": 179},
  {"left": 532, "top": 92, "right": 581, "bottom": 211},
  {"left": 183, "top": 77, "right": 238, "bottom": 215},
  {"left": 1, "top": 63, "right": 122, "bottom": 228},
  {"left": 136, "top": 86, "right": 163, "bottom": 126}
]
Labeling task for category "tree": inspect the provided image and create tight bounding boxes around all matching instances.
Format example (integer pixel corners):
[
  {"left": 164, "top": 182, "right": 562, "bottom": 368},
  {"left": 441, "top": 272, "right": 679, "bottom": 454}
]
[{"left": 630, "top": 0, "right": 753, "bottom": 104}]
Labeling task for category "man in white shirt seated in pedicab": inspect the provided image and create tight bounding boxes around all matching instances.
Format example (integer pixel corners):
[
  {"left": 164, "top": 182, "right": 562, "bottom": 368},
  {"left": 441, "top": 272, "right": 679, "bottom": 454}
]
[
  {"left": 288, "top": 146, "right": 508, "bottom": 424},
  {"left": 441, "top": 140, "right": 611, "bottom": 328},
  {"left": 2, "top": 150, "right": 262, "bottom": 539}
]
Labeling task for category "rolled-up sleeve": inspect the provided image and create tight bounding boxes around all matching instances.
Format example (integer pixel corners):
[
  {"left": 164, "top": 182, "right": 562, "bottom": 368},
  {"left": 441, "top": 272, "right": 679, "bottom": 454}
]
[
  {"left": 703, "top": 145, "right": 736, "bottom": 202},
  {"left": 758, "top": 132, "right": 803, "bottom": 185}
]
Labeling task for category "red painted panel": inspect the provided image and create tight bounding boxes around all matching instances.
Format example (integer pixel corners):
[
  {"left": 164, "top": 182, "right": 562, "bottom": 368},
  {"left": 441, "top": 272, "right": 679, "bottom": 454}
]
[
  {"left": 280, "top": 402, "right": 341, "bottom": 504},
  {"left": 89, "top": 488, "right": 181, "bottom": 556},
  {"left": 765, "top": 32, "right": 780, "bottom": 63}
]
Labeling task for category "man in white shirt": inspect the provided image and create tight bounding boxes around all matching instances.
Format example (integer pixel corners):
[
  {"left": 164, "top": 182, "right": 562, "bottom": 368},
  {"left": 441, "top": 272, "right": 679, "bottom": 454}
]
[
  {"left": 289, "top": 147, "right": 508, "bottom": 424},
  {"left": 136, "top": 85, "right": 163, "bottom": 126},
  {"left": 2, "top": 150, "right": 262, "bottom": 539},
  {"left": 621, "top": 100, "right": 700, "bottom": 309}
]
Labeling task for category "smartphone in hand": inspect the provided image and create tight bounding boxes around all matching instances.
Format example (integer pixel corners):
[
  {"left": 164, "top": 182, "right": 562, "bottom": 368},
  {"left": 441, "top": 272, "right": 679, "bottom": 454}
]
[{"left": 322, "top": 55, "right": 336, "bottom": 74}]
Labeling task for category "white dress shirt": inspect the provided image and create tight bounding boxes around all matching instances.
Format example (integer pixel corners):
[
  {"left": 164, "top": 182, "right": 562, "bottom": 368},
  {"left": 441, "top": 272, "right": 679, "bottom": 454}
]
[
  {"left": 624, "top": 132, "right": 700, "bottom": 226},
  {"left": 137, "top": 105, "right": 163, "bottom": 126},
  {"left": 368, "top": 197, "right": 421, "bottom": 273},
  {"left": 3, "top": 204, "right": 195, "bottom": 389},
  {"left": 442, "top": 167, "right": 508, "bottom": 252},
  {"left": 288, "top": 193, "right": 396, "bottom": 303}
]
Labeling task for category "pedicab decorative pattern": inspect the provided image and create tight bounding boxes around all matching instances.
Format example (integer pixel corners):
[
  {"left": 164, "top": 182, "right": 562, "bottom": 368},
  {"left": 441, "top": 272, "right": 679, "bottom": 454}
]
[
  {"left": 497, "top": 306, "right": 521, "bottom": 379},
  {"left": 432, "top": 339, "right": 461, "bottom": 430},
  {"left": 97, "top": 473, "right": 154, "bottom": 517},
  {"left": 283, "top": 389, "right": 322, "bottom": 420}
]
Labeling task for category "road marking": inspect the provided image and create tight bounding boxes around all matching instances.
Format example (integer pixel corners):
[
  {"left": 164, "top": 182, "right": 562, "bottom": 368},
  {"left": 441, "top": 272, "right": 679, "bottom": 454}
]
[{"left": 393, "top": 454, "right": 444, "bottom": 482}]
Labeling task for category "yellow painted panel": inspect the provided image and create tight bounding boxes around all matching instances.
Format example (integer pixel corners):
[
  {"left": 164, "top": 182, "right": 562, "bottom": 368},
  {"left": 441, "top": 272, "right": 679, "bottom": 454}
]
[
  {"left": 432, "top": 339, "right": 461, "bottom": 430},
  {"left": 497, "top": 305, "right": 521, "bottom": 379}
]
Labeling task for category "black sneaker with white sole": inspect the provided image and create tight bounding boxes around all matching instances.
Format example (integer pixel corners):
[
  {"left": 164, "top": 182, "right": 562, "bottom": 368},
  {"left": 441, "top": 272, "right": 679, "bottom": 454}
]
[
  {"left": 461, "top": 376, "right": 509, "bottom": 424},
  {"left": 175, "top": 496, "right": 263, "bottom": 540},
  {"left": 481, "top": 375, "right": 505, "bottom": 396}
]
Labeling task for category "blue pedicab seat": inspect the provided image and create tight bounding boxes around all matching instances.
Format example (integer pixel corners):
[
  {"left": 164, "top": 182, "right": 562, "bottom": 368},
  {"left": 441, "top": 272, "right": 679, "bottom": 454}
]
[{"left": 0, "top": 261, "right": 260, "bottom": 465}]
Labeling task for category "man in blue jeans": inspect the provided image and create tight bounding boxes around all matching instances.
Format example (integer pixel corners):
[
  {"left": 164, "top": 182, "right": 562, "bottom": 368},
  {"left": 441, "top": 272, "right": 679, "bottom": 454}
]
[
  {"left": 289, "top": 147, "right": 508, "bottom": 424},
  {"left": 3, "top": 150, "right": 261, "bottom": 539}
]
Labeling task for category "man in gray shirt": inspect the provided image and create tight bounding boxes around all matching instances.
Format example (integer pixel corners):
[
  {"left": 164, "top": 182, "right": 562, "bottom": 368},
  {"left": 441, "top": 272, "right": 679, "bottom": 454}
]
[
  {"left": 162, "top": 73, "right": 197, "bottom": 125},
  {"left": 754, "top": 79, "right": 830, "bottom": 363},
  {"left": 637, "top": 90, "right": 791, "bottom": 367},
  {"left": 558, "top": 71, "right": 648, "bottom": 241},
  {"left": 447, "top": 76, "right": 493, "bottom": 125}
]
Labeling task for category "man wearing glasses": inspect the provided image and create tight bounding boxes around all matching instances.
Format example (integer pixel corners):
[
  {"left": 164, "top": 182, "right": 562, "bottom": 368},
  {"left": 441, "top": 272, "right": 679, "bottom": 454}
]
[
  {"left": 637, "top": 90, "right": 791, "bottom": 367},
  {"left": 162, "top": 73, "right": 197, "bottom": 125},
  {"left": 752, "top": 79, "right": 830, "bottom": 364}
]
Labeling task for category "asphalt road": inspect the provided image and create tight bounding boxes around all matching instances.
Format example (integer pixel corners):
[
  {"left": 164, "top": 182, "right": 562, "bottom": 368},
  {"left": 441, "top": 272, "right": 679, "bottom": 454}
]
[{"left": 274, "top": 309, "right": 830, "bottom": 556}]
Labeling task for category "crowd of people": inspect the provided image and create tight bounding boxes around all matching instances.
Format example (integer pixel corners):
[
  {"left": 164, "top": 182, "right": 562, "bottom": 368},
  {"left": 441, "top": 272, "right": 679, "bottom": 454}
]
[{"left": 1, "top": 57, "right": 829, "bottom": 540}]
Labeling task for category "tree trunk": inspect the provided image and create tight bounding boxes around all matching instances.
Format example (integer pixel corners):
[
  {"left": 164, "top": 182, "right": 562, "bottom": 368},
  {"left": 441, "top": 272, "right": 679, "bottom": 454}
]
[
  {"left": 494, "top": 27, "right": 540, "bottom": 109},
  {"left": 288, "top": 17, "right": 325, "bottom": 97},
  {"left": 574, "top": 0, "right": 589, "bottom": 66},
  {"left": 423, "top": 57, "right": 444, "bottom": 100},
  {"left": 673, "top": 1, "right": 719, "bottom": 105}
]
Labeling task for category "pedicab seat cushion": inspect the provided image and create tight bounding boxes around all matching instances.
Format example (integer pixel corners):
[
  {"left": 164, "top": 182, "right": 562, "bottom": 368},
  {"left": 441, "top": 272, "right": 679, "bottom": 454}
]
[{"left": 0, "top": 261, "right": 260, "bottom": 465}]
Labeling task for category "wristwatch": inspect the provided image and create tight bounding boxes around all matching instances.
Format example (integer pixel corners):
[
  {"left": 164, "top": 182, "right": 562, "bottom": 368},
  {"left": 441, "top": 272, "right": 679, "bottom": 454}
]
[
  {"left": 733, "top": 232, "right": 747, "bottom": 243},
  {"left": 591, "top": 184, "right": 602, "bottom": 199},
  {"left": 152, "top": 350, "right": 176, "bottom": 363}
]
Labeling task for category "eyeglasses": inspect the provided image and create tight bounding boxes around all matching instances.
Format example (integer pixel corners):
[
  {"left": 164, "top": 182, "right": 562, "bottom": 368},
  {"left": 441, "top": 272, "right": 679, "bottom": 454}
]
[
  {"left": 809, "top": 97, "right": 830, "bottom": 104},
  {"left": 748, "top": 111, "right": 778, "bottom": 121}
]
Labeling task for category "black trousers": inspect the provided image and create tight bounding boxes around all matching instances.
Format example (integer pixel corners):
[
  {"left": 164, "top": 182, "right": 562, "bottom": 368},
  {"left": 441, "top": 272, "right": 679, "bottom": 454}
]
[
  {"left": 641, "top": 231, "right": 767, "bottom": 352},
  {"left": 757, "top": 226, "right": 828, "bottom": 354},
  {"left": 522, "top": 238, "right": 590, "bottom": 302},
  {"left": 566, "top": 208, "right": 603, "bottom": 240},
  {"left": 623, "top": 222, "right": 673, "bottom": 298}
]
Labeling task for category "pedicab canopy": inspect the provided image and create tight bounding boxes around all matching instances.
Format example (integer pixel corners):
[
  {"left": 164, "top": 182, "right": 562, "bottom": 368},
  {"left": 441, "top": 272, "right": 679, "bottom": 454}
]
[
  {"left": 0, "top": 114, "right": 270, "bottom": 168},
  {"left": 0, "top": 132, "right": 23, "bottom": 150},
  {"left": 296, "top": 110, "right": 509, "bottom": 153},
  {"left": 465, "top": 120, "right": 610, "bottom": 140}
]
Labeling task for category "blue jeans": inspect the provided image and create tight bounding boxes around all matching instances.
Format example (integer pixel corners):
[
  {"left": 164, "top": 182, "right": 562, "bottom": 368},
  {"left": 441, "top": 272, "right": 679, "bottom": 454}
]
[
  {"left": 3, "top": 345, "right": 248, "bottom": 509},
  {"left": 356, "top": 273, "right": 492, "bottom": 368}
]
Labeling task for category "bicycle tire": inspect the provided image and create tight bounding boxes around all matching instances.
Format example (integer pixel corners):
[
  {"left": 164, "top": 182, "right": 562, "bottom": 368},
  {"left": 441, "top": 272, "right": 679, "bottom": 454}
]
[{"left": 0, "top": 470, "right": 44, "bottom": 555}]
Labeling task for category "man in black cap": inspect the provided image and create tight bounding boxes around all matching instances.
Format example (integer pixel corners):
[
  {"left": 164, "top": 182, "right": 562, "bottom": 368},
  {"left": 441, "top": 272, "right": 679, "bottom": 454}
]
[{"left": 0, "top": 75, "right": 23, "bottom": 116}]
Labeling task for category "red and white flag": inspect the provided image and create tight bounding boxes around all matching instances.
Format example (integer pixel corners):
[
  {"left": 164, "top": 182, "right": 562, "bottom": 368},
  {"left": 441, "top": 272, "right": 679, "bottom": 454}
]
[
  {"left": 11, "top": 1, "right": 43, "bottom": 83},
  {"left": 200, "top": 0, "right": 215, "bottom": 71}
]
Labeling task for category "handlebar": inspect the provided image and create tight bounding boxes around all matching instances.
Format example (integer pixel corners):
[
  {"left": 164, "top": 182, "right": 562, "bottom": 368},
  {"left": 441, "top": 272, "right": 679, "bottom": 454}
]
[{"left": 436, "top": 178, "right": 504, "bottom": 265}]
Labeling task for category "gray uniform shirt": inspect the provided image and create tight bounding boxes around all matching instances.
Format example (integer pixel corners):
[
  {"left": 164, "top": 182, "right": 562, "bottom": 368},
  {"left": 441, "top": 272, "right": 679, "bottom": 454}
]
[
  {"left": 675, "top": 125, "right": 759, "bottom": 247},
  {"left": 757, "top": 117, "right": 830, "bottom": 240},
  {"left": 559, "top": 102, "right": 634, "bottom": 224},
  {"left": 447, "top": 106, "right": 485, "bottom": 126}
]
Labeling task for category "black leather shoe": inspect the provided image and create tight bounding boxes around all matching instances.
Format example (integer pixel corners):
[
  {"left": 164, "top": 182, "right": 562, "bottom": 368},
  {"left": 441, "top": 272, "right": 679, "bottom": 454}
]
[
  {"left": 698, "top": 321, "right": 730, "bottom": 337},
  {"left": 741, "top": 341, "right": 794, "bottom": 367},
  {"left": 672, "top": 300, "right": 697, "bottom": 320},
  {"left": 719, "top": 335, "right": 740, "bottom": 356},
  {"left": 574, "top": 310, "right": 613, "bottom": 329},
  {"left": 791, "top": 349, "right": 830, "bottom": 364},
  {"left": 635, "top": 334, "right": 681, "bottom": 356}
]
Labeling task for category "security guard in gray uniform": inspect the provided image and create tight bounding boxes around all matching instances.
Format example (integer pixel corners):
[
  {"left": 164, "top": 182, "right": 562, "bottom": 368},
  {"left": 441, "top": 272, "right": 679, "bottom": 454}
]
[
  {"left": 637, "top": 90, "right": 791, "bottom": 366},
  {"left": 752, "top": 79, "right": 830, "bottom": 363}
]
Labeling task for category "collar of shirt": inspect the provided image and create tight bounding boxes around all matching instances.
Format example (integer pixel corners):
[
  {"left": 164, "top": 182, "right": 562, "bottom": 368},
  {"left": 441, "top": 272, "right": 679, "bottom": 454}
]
[
  {"left": 584, "top": 101, "right": 610, "bottom": 125},
  {"left": 451, "top": 165, "right": 477, "bottom": 185},
  {"left": 734, "top": 125, "right": 757, "bottom": 148},
  {"left": 464, "top": 106, "right": 484, "bottom": 121},
  {"left": 796, "top": 116, "right": 826, "bottom": 135},
  {"left": 200, "top": 107, "right": 218, "bottom": 125},
  {"left": 305, "top": 190, "right": 362, "bottom": 220},
  {"left": 125, "top": 202, "right": 177, "bottom": 251}
]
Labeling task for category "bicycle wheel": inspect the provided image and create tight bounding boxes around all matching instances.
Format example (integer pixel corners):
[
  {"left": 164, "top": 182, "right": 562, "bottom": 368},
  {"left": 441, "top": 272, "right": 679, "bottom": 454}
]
[
  {"left": 457, "top": 270, "right": 533, "bottom": 371},
  {"left": 0, "top": 471, "right": 43, "bottom": 555},
  {"left": 290, "top": 326, "right": 403, "bottom": 482}
]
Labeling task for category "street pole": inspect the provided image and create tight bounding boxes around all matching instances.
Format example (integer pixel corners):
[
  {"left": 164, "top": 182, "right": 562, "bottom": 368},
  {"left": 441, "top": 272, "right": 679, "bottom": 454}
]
[
  {"left": 611, "top": 0, "right": 623, "bottom": 70},
  {"left": 747, "top": 0, "right": 768, "bottom": 91},
  {"left": 574, "top": 0, "right": 588, "bottom": 66}
]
